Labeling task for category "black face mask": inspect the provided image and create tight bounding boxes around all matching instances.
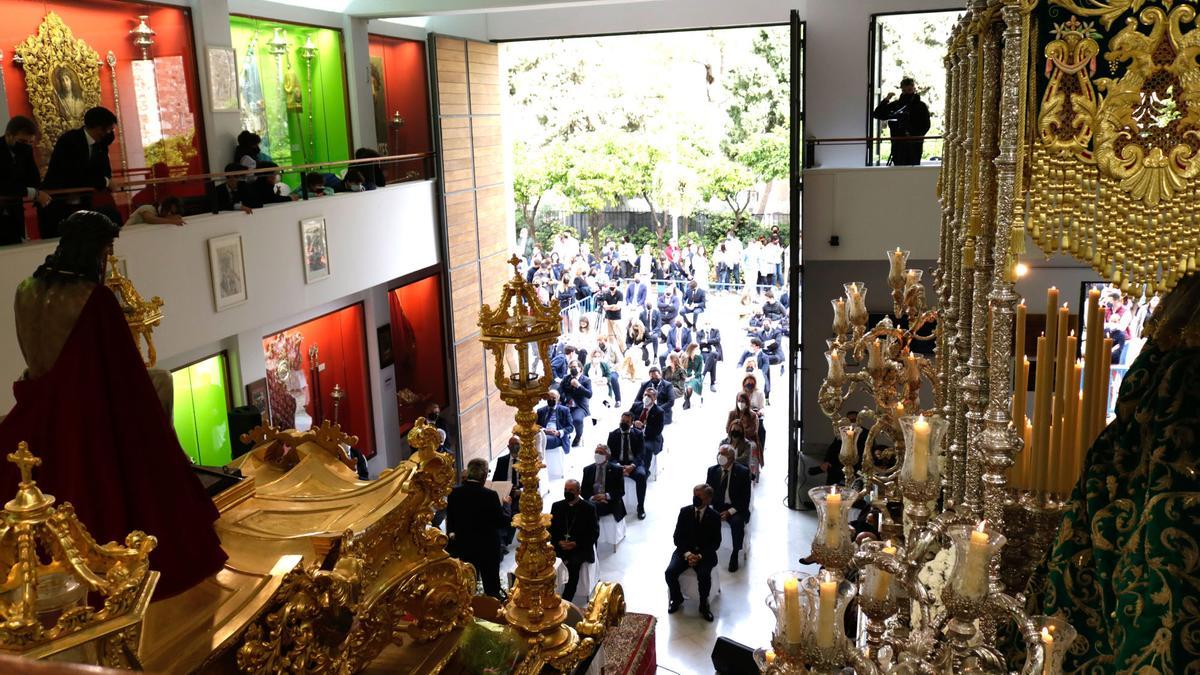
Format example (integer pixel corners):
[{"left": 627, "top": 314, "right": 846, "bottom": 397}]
[
  {"left": 508, "top": 445, "right": 519, "bottom": 454},
  {"left": 692, "top": 496, "right": 704, "bottom": 509},
  {"left": 100, "top": 131, "right": 116, "bottom": 145},
  {"left": 730, "top": 431, "right": 742, "bottom": 440},
  {"left": 619, "top": 422, "right": 631, "bottom": 431},
  {"left": 564, "top": 491, "right": 577, "bottom": 502}
]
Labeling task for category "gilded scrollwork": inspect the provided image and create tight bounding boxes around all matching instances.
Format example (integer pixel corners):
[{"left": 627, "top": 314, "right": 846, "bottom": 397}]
[{"left": 13, "top": 13, "right": 102, "bottom": 160}]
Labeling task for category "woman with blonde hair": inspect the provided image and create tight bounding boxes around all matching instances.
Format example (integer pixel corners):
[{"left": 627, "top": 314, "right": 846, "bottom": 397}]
[{"left": 682, "top": 342, "right": 705, "bottom": 409}]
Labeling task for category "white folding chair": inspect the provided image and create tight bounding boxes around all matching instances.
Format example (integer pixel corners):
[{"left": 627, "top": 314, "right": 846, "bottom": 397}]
[
  {"left": 554, "top": 548, "right": 599, "bottom": 603},
  {"left": 597, "top": 514, "right": 626, "bottom": 553},
  {"left": 679, "top": 564, "right": 721, "bottom": 604}
]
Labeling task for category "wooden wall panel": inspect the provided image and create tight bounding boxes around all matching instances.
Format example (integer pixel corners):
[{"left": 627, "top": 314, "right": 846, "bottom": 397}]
[
  {"left": 455, "top": 337, "right": 486, "bottom": 410},
  {"left": 436, "top": 35, "right": 510, "bottom": 462},
  {"left": 449, "top": 265, "right": 480, "bottom": 343},
  {"left": 458, "top": 404, "right": 490, "bottom": 465}
]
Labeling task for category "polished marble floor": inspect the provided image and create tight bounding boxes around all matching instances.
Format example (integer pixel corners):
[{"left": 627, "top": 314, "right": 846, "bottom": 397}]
[{"left": 497, "top": 293, "right": 823, "bottom": 674}]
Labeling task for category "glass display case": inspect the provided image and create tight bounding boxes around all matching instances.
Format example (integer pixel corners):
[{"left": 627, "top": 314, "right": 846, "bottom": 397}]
[
  {"left": 229, "top": 16, "right": 351, "bottom": 172},
  {"left": 389, "top": 273, "right": 449, "bottom": 433},
  {"left": 171, "top": 353, "right": 233, "bottom": 466},
  {"left": 367, "top": 34, "right": 432, "bottom": 158}
]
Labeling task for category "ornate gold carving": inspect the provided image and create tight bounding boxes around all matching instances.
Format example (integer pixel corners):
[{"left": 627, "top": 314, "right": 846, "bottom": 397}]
[
  {"left": 1051, "top": 0, "right": 1153, "bottom": 29},
  {"left": 0, "top": 443, "right": 158, "bottom": 665},
  {"left": 105, "top": 256, "right": 163, "bottom": 368},
  {"left": 13, "top": 13, "right": 102, "bottom": 159},
  {"left": 1038, "top": 16, "right": 1100, "bottom": 155}
]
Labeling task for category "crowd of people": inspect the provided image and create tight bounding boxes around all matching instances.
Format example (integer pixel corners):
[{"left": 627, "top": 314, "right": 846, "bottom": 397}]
[
  {"left": 0, "top": 113, "right": 393, "bottom": 244},
  {"left": 444, "top": 226, "right": 793, "bottom": 622}
]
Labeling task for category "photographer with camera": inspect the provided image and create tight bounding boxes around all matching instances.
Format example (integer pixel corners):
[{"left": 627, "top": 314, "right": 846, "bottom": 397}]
[{"left": 872, "top": 77, "right": 931, "bottom": 166}]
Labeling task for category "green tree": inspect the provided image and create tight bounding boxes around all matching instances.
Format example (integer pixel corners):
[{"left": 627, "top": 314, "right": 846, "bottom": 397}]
[
  {"left": 699, "top": 158, "right": 755, "bottom": 228},
  {"left": 512, "top": 141, "right": 564, "bottom": 239},
  {"left": 559, "top": 134, "right": 629, "bottom": 254}
]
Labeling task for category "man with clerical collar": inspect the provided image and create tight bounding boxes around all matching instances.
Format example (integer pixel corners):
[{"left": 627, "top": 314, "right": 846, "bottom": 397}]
[{"left": 549, "top": 479, "right": 599, "bottom": 602}]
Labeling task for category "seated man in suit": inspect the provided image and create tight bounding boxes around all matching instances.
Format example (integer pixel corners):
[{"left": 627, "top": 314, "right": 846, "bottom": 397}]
[
  {"left": 682, "top": 279, "right": 707, "bottom": 329},
  {"left": 536, "top": 390, "right": 574, "bottom": 452},
  {"left": 41, "top": 106, "right": 119, "bottom": 238},
  {"left": 628, "top": 391, "right": 665, "bottom": 457},
  {"left": 665, "top": 484, "right": 722, "bottom": 621},
  {"left": 660, "top": 318, "right": 693, "bottom": 370},
  {"left": 761, "top": 288, "right": 788, "bottom": 322},
  {"left": 446, "top": 458, "right": 508, "bottom": 598},
  {"left": 581, "top": 445, "right": 627, "bottom": 522},
  {"left": 624, "top": 274, "right": 649, "bottom": 310},
  {"left": 706, "top": 445, "right": 752, "bottom": 572},
  {"left": 635, "top": 298, "right": 663, "bottom": 366},
  {"left": 736, "top": 338, "right": 773, "bottom": 403},
  {"left": 756, "top": 318, "right": 788, "bottom": 368},
  {"left": 492, "top": 435, "right": 523, "bottom": 548},
  {"left": 694, "top": 317, "right": 724, "bottom": 392},
  {"left": 558, "top": 363, "right": 593, "bottom": 448},
  {"left": 636, "top": 366, "right": 676, "bottom": 425},
  {"left": 208, "top": 163, "right": 255, "bottom": 215},
  {"left": 657, "top": 285, "right": 681, "bottom": 326},
  {"left": 550, "top": 480, "right": 600, "bottom": 602},
  {"left": 607, "top": 412, "right": 647, "bottom": 519}
]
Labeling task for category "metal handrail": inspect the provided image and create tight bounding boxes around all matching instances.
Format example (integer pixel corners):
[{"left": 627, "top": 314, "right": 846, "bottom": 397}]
[{"left": 807, "top": 134, "right": 944, "bottom": 146}]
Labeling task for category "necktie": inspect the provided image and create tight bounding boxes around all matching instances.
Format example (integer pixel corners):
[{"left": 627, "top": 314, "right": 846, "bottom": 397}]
[
  {"left": 640, "top": 408, "right": 649, "bottom": 424},
  {"left": 594, "top": 465, "right": 604, "bottom": 494},
  {"left": 621, "top": 432, "right": 629, "bottom": 463},
  {"left": 676, "top": 331, "right": 682, "bottom": 351},
  {"left": 695, "top": 509, "right": 702, "bottom": 524}
]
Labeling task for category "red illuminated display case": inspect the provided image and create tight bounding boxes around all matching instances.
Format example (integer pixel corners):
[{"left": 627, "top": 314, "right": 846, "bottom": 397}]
[
  {"left": 367, "top": 34, "right": 432, "bottom": 158},
  {"left": 262, "top": 304, "right": 376, "bottom": 458},
  {"left": 3, "top": 1, "right": 206, "bottom": 179},
  {"left": 389, "top": 273, "right": 449, "bottom": 434}
]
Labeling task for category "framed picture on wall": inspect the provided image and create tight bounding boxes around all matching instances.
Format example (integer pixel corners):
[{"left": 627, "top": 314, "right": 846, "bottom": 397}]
[
  {"left": 208, "top": 234, "right": 248, "bottom": 311},
  {"left": 245, "top": 378, "right": 268, "bottom": 415},
  {"left": 300, "top": 217, "right": 331, "bottom": 284},
  {"left": 377, "top": 323, "right": 394, "bottom": 369},
  {"left": 206, "top": 46, "right": 239, "bottom": 112}
]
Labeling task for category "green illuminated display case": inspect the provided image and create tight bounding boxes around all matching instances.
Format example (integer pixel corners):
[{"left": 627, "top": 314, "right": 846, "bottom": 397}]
[
  {"left": 229, "top": 16, "right": 351, "bottom": 171},
  {"left": 172, "top": 354, "right": 233, "bottom": 466}
]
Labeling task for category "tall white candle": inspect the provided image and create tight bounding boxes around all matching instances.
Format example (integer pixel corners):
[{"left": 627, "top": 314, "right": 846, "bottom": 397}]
[
  {"left": 911, "top": 415, "right": 930, "bottom": 483},
  {"left": 824, "top": 492, "right": 843, "bottom": 549},
  {"left": 961, "top": 523, "right": 991, "bottom": 600},
  {"left": 816, "top": 577, "right": 838, "bottom": 648},
  {"left": 783, "top": 576, "right": 803, "bottom": 643}
]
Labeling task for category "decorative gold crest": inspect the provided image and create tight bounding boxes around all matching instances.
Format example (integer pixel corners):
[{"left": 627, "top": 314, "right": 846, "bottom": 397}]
[{"left": 13, "top": 13, "right": 102, "bottom": 159}]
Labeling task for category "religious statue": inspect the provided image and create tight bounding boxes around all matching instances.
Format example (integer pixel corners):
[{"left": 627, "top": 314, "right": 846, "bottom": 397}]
[
  {"left": 0, "top": 211, "right": 226, "bottom": 598},
  {"left": 1028, "top": 273, "right": 1200, "bottom": 672}
]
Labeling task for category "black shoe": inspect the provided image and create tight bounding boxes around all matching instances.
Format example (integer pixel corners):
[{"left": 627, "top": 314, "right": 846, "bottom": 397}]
[
  {"left": 638, "top": 508, "right": 646, "bottom": 520},
  {"left": 699, "top": 605, "right": 714, "bottom": 622},
  {"left": 728, "top": 556, "right": 739, "bottom": 573},
  {"left": 591, "top": 418, "right": 597, "bottom": 426},
  {"left": 603, "top": 400, "right": 611, "bottom": 407},
  {"left": 668, "top": 600, "right": 682, "bottom": 614}
]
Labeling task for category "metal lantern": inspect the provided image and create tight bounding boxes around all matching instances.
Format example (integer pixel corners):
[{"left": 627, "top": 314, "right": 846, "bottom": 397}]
[
  {"left": 129, "top": 15, "right": 156, "bottom": 60},
  {"left": 478, "top": 256, "right": 560, "bottom": 402}
]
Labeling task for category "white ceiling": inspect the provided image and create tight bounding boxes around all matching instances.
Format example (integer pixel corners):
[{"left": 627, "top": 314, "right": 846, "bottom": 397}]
[{"left": 346, "top": 0, "right": 661, "bottom": 18}]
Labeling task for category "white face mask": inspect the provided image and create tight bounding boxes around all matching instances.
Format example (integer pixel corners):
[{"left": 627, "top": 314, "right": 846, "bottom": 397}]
[
  {"left": 594, "top": 454, "right": 606, "bottom": 465},
  {"left": 717, "top": 454, "right": 729, "bottom": 467},
  {"left": 347, "top": 184, "right": 364, "bottom": 192},
  {"left": 738, "top": 402, "right": 747, "bottom": 411},
  {"left": 643, "top": 398, "right": 654, "bottom": 408}
]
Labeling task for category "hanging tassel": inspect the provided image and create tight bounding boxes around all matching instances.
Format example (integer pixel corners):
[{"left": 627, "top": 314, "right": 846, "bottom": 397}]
[{"left": 1011, "top": 225, "right": 1026, "bottom": 254}]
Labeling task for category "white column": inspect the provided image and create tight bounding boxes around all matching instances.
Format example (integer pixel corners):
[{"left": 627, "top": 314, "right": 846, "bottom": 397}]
[
  {"left": 189, "top": 0, "right": 241, "bottom": 172},
  {"left": 342, "top": 15, "right": 377, "bottom": 154}
]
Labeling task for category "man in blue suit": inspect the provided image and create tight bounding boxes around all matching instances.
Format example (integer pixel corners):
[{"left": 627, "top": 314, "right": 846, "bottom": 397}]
[
  {"left": 625, "top": 274, "right": 649, "bottom": 309},
  {"left": 558, "top": 364, "right": 593, "bottom": 448},
  {"left": 660, "top": 318, "right": 693, "bottom": 369},
  {"left": 657, "top": 286, "right": 682, "bottom": 326},
  {"left": 537, "top": 390, "right": 574, "bottom": 452},
  {"left": 706, "top": 445, "right": 752, "bottom": 572},
  {"left": 682, "top": 279, "right": 707, "bottom": 329}
]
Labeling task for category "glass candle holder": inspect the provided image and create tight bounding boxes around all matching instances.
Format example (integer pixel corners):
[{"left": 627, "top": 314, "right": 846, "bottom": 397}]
[
  {"left": 945, "top": 523, "right": 1006, "bottom": 605},
  {"left": 799, "top": 572, "right": 854, "bottom": 661},
  {"left": 843, "top": 282, "right": 868, "bottom": 330},
  {"left": 825, "top": 350, "right": 845, "bottom": 386},
  {"left": 1033, "top": 615, "right": 1077, "bottom": 675},
  {"left": 858, "top": 540, "right": 899, "bottom": 606},
  {"left": 808, "top": 485, "right": 859, "bottom": 569},
  {"left": 831, "top": 298, "right": 849, "bottom": 338},
  {"left": 766, "top": 570, "right": 812, "bottom": 648},
  {"left": 887, "top": 248, "right": 910, "bottom": 292},
  {"left": 898, "top": 414, "right": 948, "bottom": 492},
  {"left": 865, "top": 337, "right": 885, "bottom": 377},
  {"left": 836, "top": 424, "right": 861, "bottom": 474}
]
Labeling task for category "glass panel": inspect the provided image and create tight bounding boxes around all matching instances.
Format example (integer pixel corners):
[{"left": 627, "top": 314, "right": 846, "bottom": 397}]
[{"left": 172, "top": 354, "right": 233, "bottom": 466}]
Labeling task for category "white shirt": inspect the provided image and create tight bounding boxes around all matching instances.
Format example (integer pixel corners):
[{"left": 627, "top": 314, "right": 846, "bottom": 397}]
[{"left": 619, "top": 242, "right": 637, "bottom": 262}]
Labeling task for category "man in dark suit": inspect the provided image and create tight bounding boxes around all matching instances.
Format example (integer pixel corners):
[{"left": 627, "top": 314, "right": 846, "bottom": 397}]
[
  {"left": 446, "top": 458, "right": 508, "bottom": 598},
  {"left": 550, "top": 479, "right": 600, "bottom": 602},
  {"left": 492, "top": 435, "right": 523, "bottom": 548},
  {"left": 581, "top": 445, "right": 627, "bottom": 522},
  {"left": 660, "top": 318, "right": 693, "bottom": 369},
  {"left": 536, "top": 390, "right": 574, "bottom": 452},
  {"left": 208, "top": 163, "right": 254, "bottom": 215},
  {"left": 607, "top": 412, "right": 647, "bottom": 519},
  {"left": 707, "top": 445, "right": 752, "bottom": 572},
  {"left": 665, "top": 484, "right": 722, "bottom": 621},
  {"left": 0, "top": 117, "right": 48, "bottom": 245},
  {"left": 624, "top": 275, "right": 649, "bottom": 309},
  {"left": 635, "top": 300, "right": 663, "bottom": 366},
  {"left": 628, "top": 393, "right": 665, "bottom": 457},
  {"left": 695, "top": 318, "right": 723, "bottom": 392},
  {"left": 682, "top": 280, "right": 707, "bottom": 329},
  {"left": 248, "top": 161, "right": 299, "bottom": 207},
  {"left": 636, "top": 366, "right": 675, "bottom": 424},
  {"left": 558, "top": 364, "right": 593, "bottom": 448},
  {"left": 657, "top": 286, "right": 681, "bottom": 326},
  {"left": 41, "top": 106, "right": 118, "bottom": 238}
]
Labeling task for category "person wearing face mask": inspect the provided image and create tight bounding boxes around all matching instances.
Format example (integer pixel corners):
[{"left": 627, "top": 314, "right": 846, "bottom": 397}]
[
  {"left": 660, "top": 318, "right": 693, "bottom": 370},
  {"left": 607, "top": 412, "right": 647, "bottom": 519},
  {"left": 549, "top": 480, "right": 599, "bottom": 602},
  {"left": 628, "top": 391, "right": 665, "bottom": 457},
  {"left": 695, "top": 318, "right": 724, "bottom": 392},
  {"left": 636, "top": 365, "right": 676, "bottom": 425},
  {"left": 0, "top": 116, "right": 48, "bottom": 245},
  {"left": 492, "top": 435, "right": 524, "bottom": 548},
  {"left": 581, "top": 445, "right": 627, "bottom": 522},
  {"left": 706, "top": 444, "right": 752, "bottom": 572},
  {"left": 536, "top": 390, "right": 574, "bottom": 453},
  {"left": 41, "top": 107, "right": 120, "bottom": 238},
  {"left": 665, "top": 484, "right": 721, "bottom": 621},
  {"left": 598, "top": 280, "right": 624, "bottom": 355},
  {"left": 724, "top": 420, "right": 760, "bottom": 479},
  {"left": 657, "top": 287, "right": 681, "bottom": 327},
  {"left": 635, "top": 299, "right": 662, "bottom": 366},
  {"left": 559, "top": 363, "right": 593, "bottom": 448},
  {"left": 737, "top": 337, "right": 772, "bottom": 403},
  {"left": 445, "top": 458, "right": 508, "bottom": 599},
  {"left": 339, "top": 169, "right": 366, "bottom": 193},
  {"left": 682, "top": 279, "right": 707, "bottom": 330},
  {"left": 871, "top": 76, "right": 931, "bottom": 166}
]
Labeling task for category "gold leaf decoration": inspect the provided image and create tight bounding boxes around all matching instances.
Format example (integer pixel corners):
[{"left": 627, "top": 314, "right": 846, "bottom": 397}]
[{"left": 13, "top": 13, "right": 102, "bottom": 161}]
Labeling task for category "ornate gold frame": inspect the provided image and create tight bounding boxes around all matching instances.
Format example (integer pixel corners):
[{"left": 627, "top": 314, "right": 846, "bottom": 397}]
[{"left": 13, "top": 13, "right": 102, "bottom": 159}]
